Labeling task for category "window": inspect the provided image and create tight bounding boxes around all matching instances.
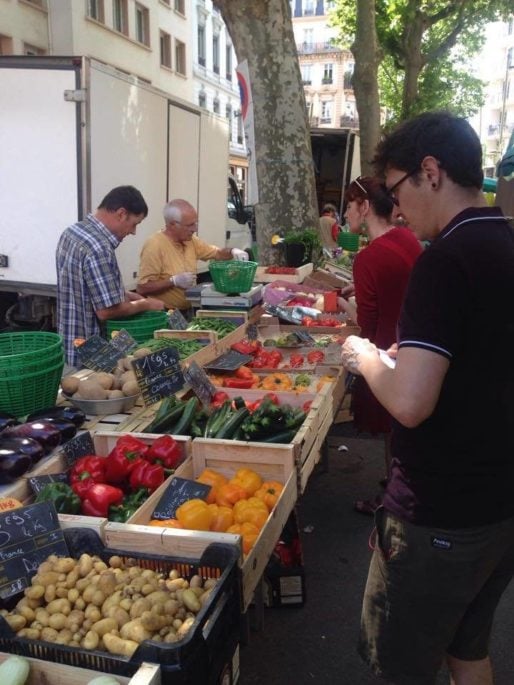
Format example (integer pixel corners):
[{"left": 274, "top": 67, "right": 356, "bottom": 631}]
[
  {"left": 160, "top": 31, "right": 171, "bottom": 68},
  {"left": 198, "top": 25, "right": 206, "bottom": 66},
  {"left": 87, "top": 0, "right": 104, "bottom": 22},
  {"left": 199, "top": 90, "right": 207, "bottom": 109},
  {"left": 174, "top": 0, "right": 185, "bottom": 14},
  {"left": 226, "top": 44, "right": 232, "bottom": 80},
  {"left": 304, "top": 0, "right": 314, "bottom": 16},
  {"left": 303, "top": 28, "right": 313, "bottom": 47},
  {"left": 175, "top": 39, "right": 186, "bottom": 75},
  {"left": 0, "top": 35, "right": 13, "bottom": 55},
  {"left": 213, "top": 96, "right": 220, "bottom": 114},
  {"left": 321, "top": 100, "right": 332, "bottom": 123},
  {"left": 325, "top": 0, "right": 335, "bottom": 9},
  {"left": 135, "top": 3, "right": 150, "bottom": 46},
  {"left": 237, "top": 111, "right": 243, "bottom": 144},
  {"left": 113, "top": 0, "right": 128, "bottom": 35},
  {"left": 213, "top": 34, "right": 220, "bottom": 74},
  {"left": 226, "top": 104, "right": 232, "bottom": 142},
  {"left": 23, "top": 43, "right": 46, "bottom": 55},
  {"left": 508, "top": 47, "right": 514, "bottom": 69},
  {"left": 322, "top": 63, "right": 333, "bottom": 84},
  {"left": 301, "top": 64, "right": 312, "bottom": 85}
]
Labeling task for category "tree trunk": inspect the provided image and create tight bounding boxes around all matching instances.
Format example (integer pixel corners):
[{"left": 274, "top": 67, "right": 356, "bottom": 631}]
[
  {"left": 351, "top": 0, "right": 381, "bottom": 175},
  {"left": 214, "top": 0, "right": 319, "bottom": 265},
  {"left": 400, "top": 3, "right": 425, "bottom": 119}
]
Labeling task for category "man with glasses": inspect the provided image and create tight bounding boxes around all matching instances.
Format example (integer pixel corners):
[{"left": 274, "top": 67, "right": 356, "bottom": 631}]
[
  {"left": 341, "top": 111, "right": 514, "bottom": 684},
  {"left": 137, "top": 198, "right": 248, "bottom": 313}
]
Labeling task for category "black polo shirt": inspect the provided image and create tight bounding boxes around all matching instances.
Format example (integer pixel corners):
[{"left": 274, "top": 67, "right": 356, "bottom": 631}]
[{"left": 383, "top": 207, "right": 514, "bottom": 527}]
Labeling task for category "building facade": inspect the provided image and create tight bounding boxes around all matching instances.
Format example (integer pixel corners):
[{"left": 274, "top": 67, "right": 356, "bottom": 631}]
[{"left": 290, "top": 0, "right": 357, "bottom": 130}]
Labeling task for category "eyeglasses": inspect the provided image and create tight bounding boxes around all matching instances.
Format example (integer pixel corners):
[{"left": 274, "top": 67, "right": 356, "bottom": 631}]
[{"left": 383, "top": 169, "right": 418, "bottom": 206}]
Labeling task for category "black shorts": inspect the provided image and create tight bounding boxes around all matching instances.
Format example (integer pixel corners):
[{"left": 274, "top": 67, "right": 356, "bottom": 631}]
[{"left": 358, "top": 507, "right": 514, "bottom": 684}]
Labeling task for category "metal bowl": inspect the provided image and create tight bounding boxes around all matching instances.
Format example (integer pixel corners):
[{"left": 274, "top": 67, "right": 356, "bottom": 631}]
[{"left": 63, "top": 393, "right": 140, "bottom": 416}]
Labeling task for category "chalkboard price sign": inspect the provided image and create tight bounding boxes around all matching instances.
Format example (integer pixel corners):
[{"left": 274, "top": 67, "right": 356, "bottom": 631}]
[
  {"left": 62, "top": 431, "right": 96, "bottom": 467},
  {"left": 132, "top": 347, "right": 185, "bottom": 406},
  {"left": 77, "top": 335, "right": 126, "bottom": 373},
  {"left": 109, "top": 329, "right": 138, "bottom": 356},
  {"left": 203, "top": 350, "right": 253, "bottom": 372},
  {"left": 0, "top": 502, "right": 68, "bottom": 601},
  {"left": 29, "top": 473, "right": 69, "bottom": 495},
  {"left": 151, "top": 477, "right": 212, "bottom": 520},
  {"left": 167, "top": 309, "right": 188, "bottom": 330},
  {"left": 183, "top": 361, "right": 217, "bottom": 407}
]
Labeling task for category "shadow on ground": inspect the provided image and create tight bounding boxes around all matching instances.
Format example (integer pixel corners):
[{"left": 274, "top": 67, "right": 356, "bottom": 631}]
[{"left": 239, "top": 423, "right": 514, "bottom": 684}]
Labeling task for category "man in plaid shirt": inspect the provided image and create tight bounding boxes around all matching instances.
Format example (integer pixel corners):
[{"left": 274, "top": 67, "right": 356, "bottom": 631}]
[{"left": 56, "top": 185, "right": 164, "bottom": 366}]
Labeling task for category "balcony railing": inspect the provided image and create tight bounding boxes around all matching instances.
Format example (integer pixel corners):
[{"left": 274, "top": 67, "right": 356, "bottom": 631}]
[
  {"left": 297, "top": 41, "right": 341, "bottom": 55},
  {"left": 322, "top": 77, "right": 333, "bottom": 85},
  {"left": 340, "top": 115, "right": 359, "bottom": 128},
  {"left": 302, "top": 79, "right": 312, "bottom": 86}
]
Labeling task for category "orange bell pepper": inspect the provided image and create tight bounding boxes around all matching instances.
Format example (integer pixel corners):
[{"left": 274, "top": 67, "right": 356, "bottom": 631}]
[
  {"left": 227, "top": 521, "right": 260, "bottom": 555},
  {"left": 254, "top": 481, "right": 284, "bottom": 510},
  {"left": 215, "top": 482, "right": 247, "bottom": 507},
  {"left": 230, "top": 468, "right": 262, "bottom": 497},
  {"left": 208, "top": 504, "right": 234, "bottom": 532},
  {"left": 176, "top": 498, "right": 213, "bottom": 531},
  {"left": 196, "top": 468, "right": 228, "bottom": 504},
  {"left": 233, "top": 499, "right": 269, "bottom": 529},
  {"left": 147, "top": 518, "right": 183, "bottom": 529}
]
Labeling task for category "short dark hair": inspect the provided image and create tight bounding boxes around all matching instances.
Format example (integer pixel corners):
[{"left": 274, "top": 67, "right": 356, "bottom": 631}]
[
  {"left": 373, "top": 111, "right": 483, "bottom": 190},
  {"left": 98, "top": 186, "right": 148, "bottom": 217},
  {"left": 344, "top": 176, "right": 394, "bottom": 220}
]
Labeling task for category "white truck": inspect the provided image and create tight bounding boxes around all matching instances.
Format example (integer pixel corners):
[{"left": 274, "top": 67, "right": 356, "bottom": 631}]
[{"left": 0, "top": 55, "right": 251, "bottom": 328}]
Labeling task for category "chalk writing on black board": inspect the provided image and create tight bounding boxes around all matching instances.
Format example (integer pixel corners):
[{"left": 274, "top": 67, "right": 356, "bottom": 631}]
[
  {"left": 183, "top": 361, "right": 216, "bottom": 407},
  {"left": 132, "top": 347, "right": 185, "bottom": 406},
  {"left": 168, "top": 309, "right": 188, "bottom": 330},
  {"left": 110, "top": 329, "right": 138, "bottom": 355},
  {"left": 62, "top": 431, "right": 95, "bottom": 467},
  {"left": 0, "top": 502, "right": 68, "bottom": 601},
  {"left": 151, "top": 477, "right": 211, "bottom": 520},
  {"left": 29, "top": 473, "right": 69, "bottom": 496}
]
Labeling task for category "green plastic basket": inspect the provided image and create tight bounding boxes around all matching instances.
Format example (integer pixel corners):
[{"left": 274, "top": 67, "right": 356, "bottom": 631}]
[
  {"left": 209, "top": 260, "right": 258, "bottom": 294},
  {"left": 337, "top": 232, "right": 360, "bottom": 252},
  {"left": 105, "top": 311, "right": 169, "bottom": 344},
  {"left": 0, "top": 357, "right": 64, "bottom": 418},
  {"left": 0, "top": 332, "right": 63, "bottom": 371}
]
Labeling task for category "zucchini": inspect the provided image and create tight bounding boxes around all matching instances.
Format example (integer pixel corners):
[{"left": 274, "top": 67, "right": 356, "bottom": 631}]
[
  {"left": 169, "top": 397, "right": 199, "bottom": 435},
  {"left": 205, "top": 400, "right": 232, "bottom": 438},
  {"left": 215, "top": 407, "right": 250, "bottom": 440},
  {"left": 260, "top": 429, "right": 297, "bottom": 443},
  {"left": 0, "top": 655, "right": 30, "bottom": 685},
  {"left": 144, "top": 403, "right": 185, "bottom": 434},
  {"left": 233, "top": 396, "right": 246, "bottom": 410}
]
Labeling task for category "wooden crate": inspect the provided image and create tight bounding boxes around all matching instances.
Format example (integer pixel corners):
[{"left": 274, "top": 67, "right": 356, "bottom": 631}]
[
  {"left": 299, "top": 403, "right": 333, "bottom": 494},
  {"left": 254, "top": 262, "right": 313, "bottom": 284},
  {"left": 153, "top": 328, "right": 218, "bottom": 368},
  {"left": 196, "top": 309, "right": 249, "bottom": 327},
  {"left": 0, "top": 653, "right": 160, "bottom": 684},
  {"left": 0, "top": 432, "right": 191, "bottom": 537},
  {"left": 116, "top": 442, "right": 297, "bottom": 612}
]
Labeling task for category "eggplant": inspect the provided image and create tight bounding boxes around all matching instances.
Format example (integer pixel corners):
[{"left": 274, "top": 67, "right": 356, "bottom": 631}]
[
  {"left": 2, "top": 421, "right": 61, "bottom": 455},
  {"left": 33, "top": 417, "right": 77, "bottom": 442},
  {"left": 26, "top": 405, "right": 86, "bottom": 428},
  {"left": 0, "top": 439, "right": 37, "bottom": 483},
  {"left": 0, "top": 412, "right": 19, "bottom": 432},
  {"left": 0, "top": 436, "right": 45, "bottom": 466}
]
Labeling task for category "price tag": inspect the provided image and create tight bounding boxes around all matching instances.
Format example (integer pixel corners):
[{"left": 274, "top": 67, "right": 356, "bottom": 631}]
[
  {"left": 28, "top": 473, "right": 69, "bottom": 495},
  {"left": 62, "top": 431, "right": 95, "bottom": 467},
  {"left": 77, "top": 335, "right": 126, "bottom": 373},
  {"left": 109, "top": 329, "right": 138, "bottom": 356},
  {"left": 203, "top": 350, "right": 253, "bottom": 372},
  {"left": 0, "top": 502, "right": 68, "bottom": 601},
  {"left": 247, "top": 324, "right": 258, "bottom": 340},
  {"left": 294, "top": 331, "right": 316, "bottom": 344},
  {"left": 183, "top": 361, "right": 217, "bottom": 407},
  {"left": 151, "top": 477, "right": 211, "bottom": 520},
  {"left": 167, "top": 309, "right": 188, "bottom": 330},
  {"left": 132, "top": 347, "right": 185, "bottom": 406}
]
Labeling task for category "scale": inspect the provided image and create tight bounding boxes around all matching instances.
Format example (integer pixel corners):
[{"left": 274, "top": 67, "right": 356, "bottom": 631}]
[{"left": 200, "top": 284, "right": 263, "bottom": 309}]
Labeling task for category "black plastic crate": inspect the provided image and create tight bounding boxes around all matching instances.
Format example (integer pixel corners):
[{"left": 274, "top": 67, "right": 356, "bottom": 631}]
[{"left": 0, "top": 528, "right": 240, "bottom": 684}]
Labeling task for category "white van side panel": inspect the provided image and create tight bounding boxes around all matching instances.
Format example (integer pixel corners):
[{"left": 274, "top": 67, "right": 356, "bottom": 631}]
[
  {"left": 0, "top": 67, "right": 78, "bottom": 288},
  {"left": 168, "top": 104, "right": 201, "bottom": 209}
]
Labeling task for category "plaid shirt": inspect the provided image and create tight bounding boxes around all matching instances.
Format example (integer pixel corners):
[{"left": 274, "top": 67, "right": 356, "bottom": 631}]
[{"left": 56, "top": 213, "right": 125, "bottom": 366}]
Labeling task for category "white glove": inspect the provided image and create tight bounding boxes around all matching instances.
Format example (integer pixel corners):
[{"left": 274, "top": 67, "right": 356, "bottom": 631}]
[
  {"left": 171, "top": 272, "right": 196, "bottom": 289},
  {"left": 231, "top": 248, "right": 249, "bottom": 262}
]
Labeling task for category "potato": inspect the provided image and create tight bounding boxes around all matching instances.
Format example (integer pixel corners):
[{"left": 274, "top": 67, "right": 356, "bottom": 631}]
[
  {"left": 61, "top": 375, "right": 80, "bottom": 395},
  {"left": 123, "top": 356, "right": 135, "bottom": 371},
  {"left": 5, "top": 613, "right": 26, "bottom": 631},
  {"left": 91, "top": 617, "right": 117, "bottom": 637},
  {"left": 108, "top": 389, "right": 125, "bottom": 399},
  {"left": 77, "top": 379, "right": 108, "bottom": 400},
  {"left": 103, "top": 632, "right": 139, "bottom": 657},
  {"left": 82, "top": 629, "right": 100, "bottom": 650},
  {"left": 122, "top": 380, "right": 140, "bottom": 396},
  {"left": 133, "top": 347, "right": 152, "bottom": 359},
  {"left": 89, "top": 371, "right": 115, "bottom": 390},
  {"left": 120, "top": 619, "right": 152, "bottom": 643}
]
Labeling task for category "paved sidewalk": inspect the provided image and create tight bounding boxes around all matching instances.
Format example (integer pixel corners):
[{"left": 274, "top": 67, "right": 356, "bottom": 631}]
[{"left": 239, "top": 427, "right": 514, "bottom": 684}]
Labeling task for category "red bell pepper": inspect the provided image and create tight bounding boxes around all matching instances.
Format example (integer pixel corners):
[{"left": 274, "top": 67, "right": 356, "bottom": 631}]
[
  {"left": 263, "top": 393, "right": 280, "bottom": 405},
  {"left": 69, "top": 455, "right": 106, "bottom": 498},
  {"left": 231, "top": 339, "right": 261, "bottom": 356},
  {"left": 224, "top": 378, "right": 253, "bottom": 389},
  {"left": 104, "top": 435, "right": 149, "bottom": 483},
  {"left": 211, "top": 391, "right": 230, "bottom": 408},
  {"left": 290, "top": 353, "right": 304, "bottom": 368},
  {"left": 235, "top": 366, "right": 254, "bottom": 380},
  {"left": 81, "top": 483, "right": 124, "bottom": 517},
  {"left": 307, "top": 350, "right": 325, "bottom": 364},
  {"left": 129, "top": 460, "right": 165, "bottom": 493},
  {"left": 145, "top": 435, "right": 182, "bottom": 470},
  {"left": 302, "top": 400, "right": 313, "bottom": 413}
]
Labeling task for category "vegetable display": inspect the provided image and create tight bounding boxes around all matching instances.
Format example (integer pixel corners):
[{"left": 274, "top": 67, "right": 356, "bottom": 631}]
[
  {"left": 186, "top": 318, "right": 237, "bottom": 337},
  {"left": 1, "top": 552, "right": 219, "bottom": 657}
]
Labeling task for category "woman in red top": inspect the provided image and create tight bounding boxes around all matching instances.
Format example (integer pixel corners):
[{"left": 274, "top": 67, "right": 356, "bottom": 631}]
[{"left": 339, "top": 176, "right": 422, "bottom": 513}]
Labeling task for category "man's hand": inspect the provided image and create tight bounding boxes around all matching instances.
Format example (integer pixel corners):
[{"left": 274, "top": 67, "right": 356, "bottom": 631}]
[
  {"left": 341, "top": 335, "right": 378, "bottom": 375},
  {"left": 171, "top": 272, "right": 197, "bottom": 289},
  {"left": 145, "top": 297, "right": 166, "bottom": 311},
  {"left": 231, "top": 248, "right": 249, "bottom": 261}
]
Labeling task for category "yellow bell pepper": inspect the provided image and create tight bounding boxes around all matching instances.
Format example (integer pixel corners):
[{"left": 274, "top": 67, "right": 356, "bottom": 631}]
[
  {"left": 230, "top": 468, "right": 263, "bottom": 497},
  {"left": 227, "top": 521, "right": 260, "bottom": 555},
  {"left": 254, "top": 481, "right": 284, "bottom": 510},
  {"left": 233, "top": 499, "right": 269, "bottom": 529},
  {"left": 208, "top": 504, "right": 234, "bottom": 532},
  {"left": 196, "top": 468, "right": 228, "bottom": 504},
  {"left": 176, "top": 498, "right": 213, "bottom": 531}
]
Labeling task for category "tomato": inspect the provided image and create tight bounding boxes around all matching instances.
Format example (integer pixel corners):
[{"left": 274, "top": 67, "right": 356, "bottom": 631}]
[
  {"left": 290, "top": 353, "right": 304, "bottom": 368},
  {"left": 307, "top": 350, "right": 325, "bottom": 364}
]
